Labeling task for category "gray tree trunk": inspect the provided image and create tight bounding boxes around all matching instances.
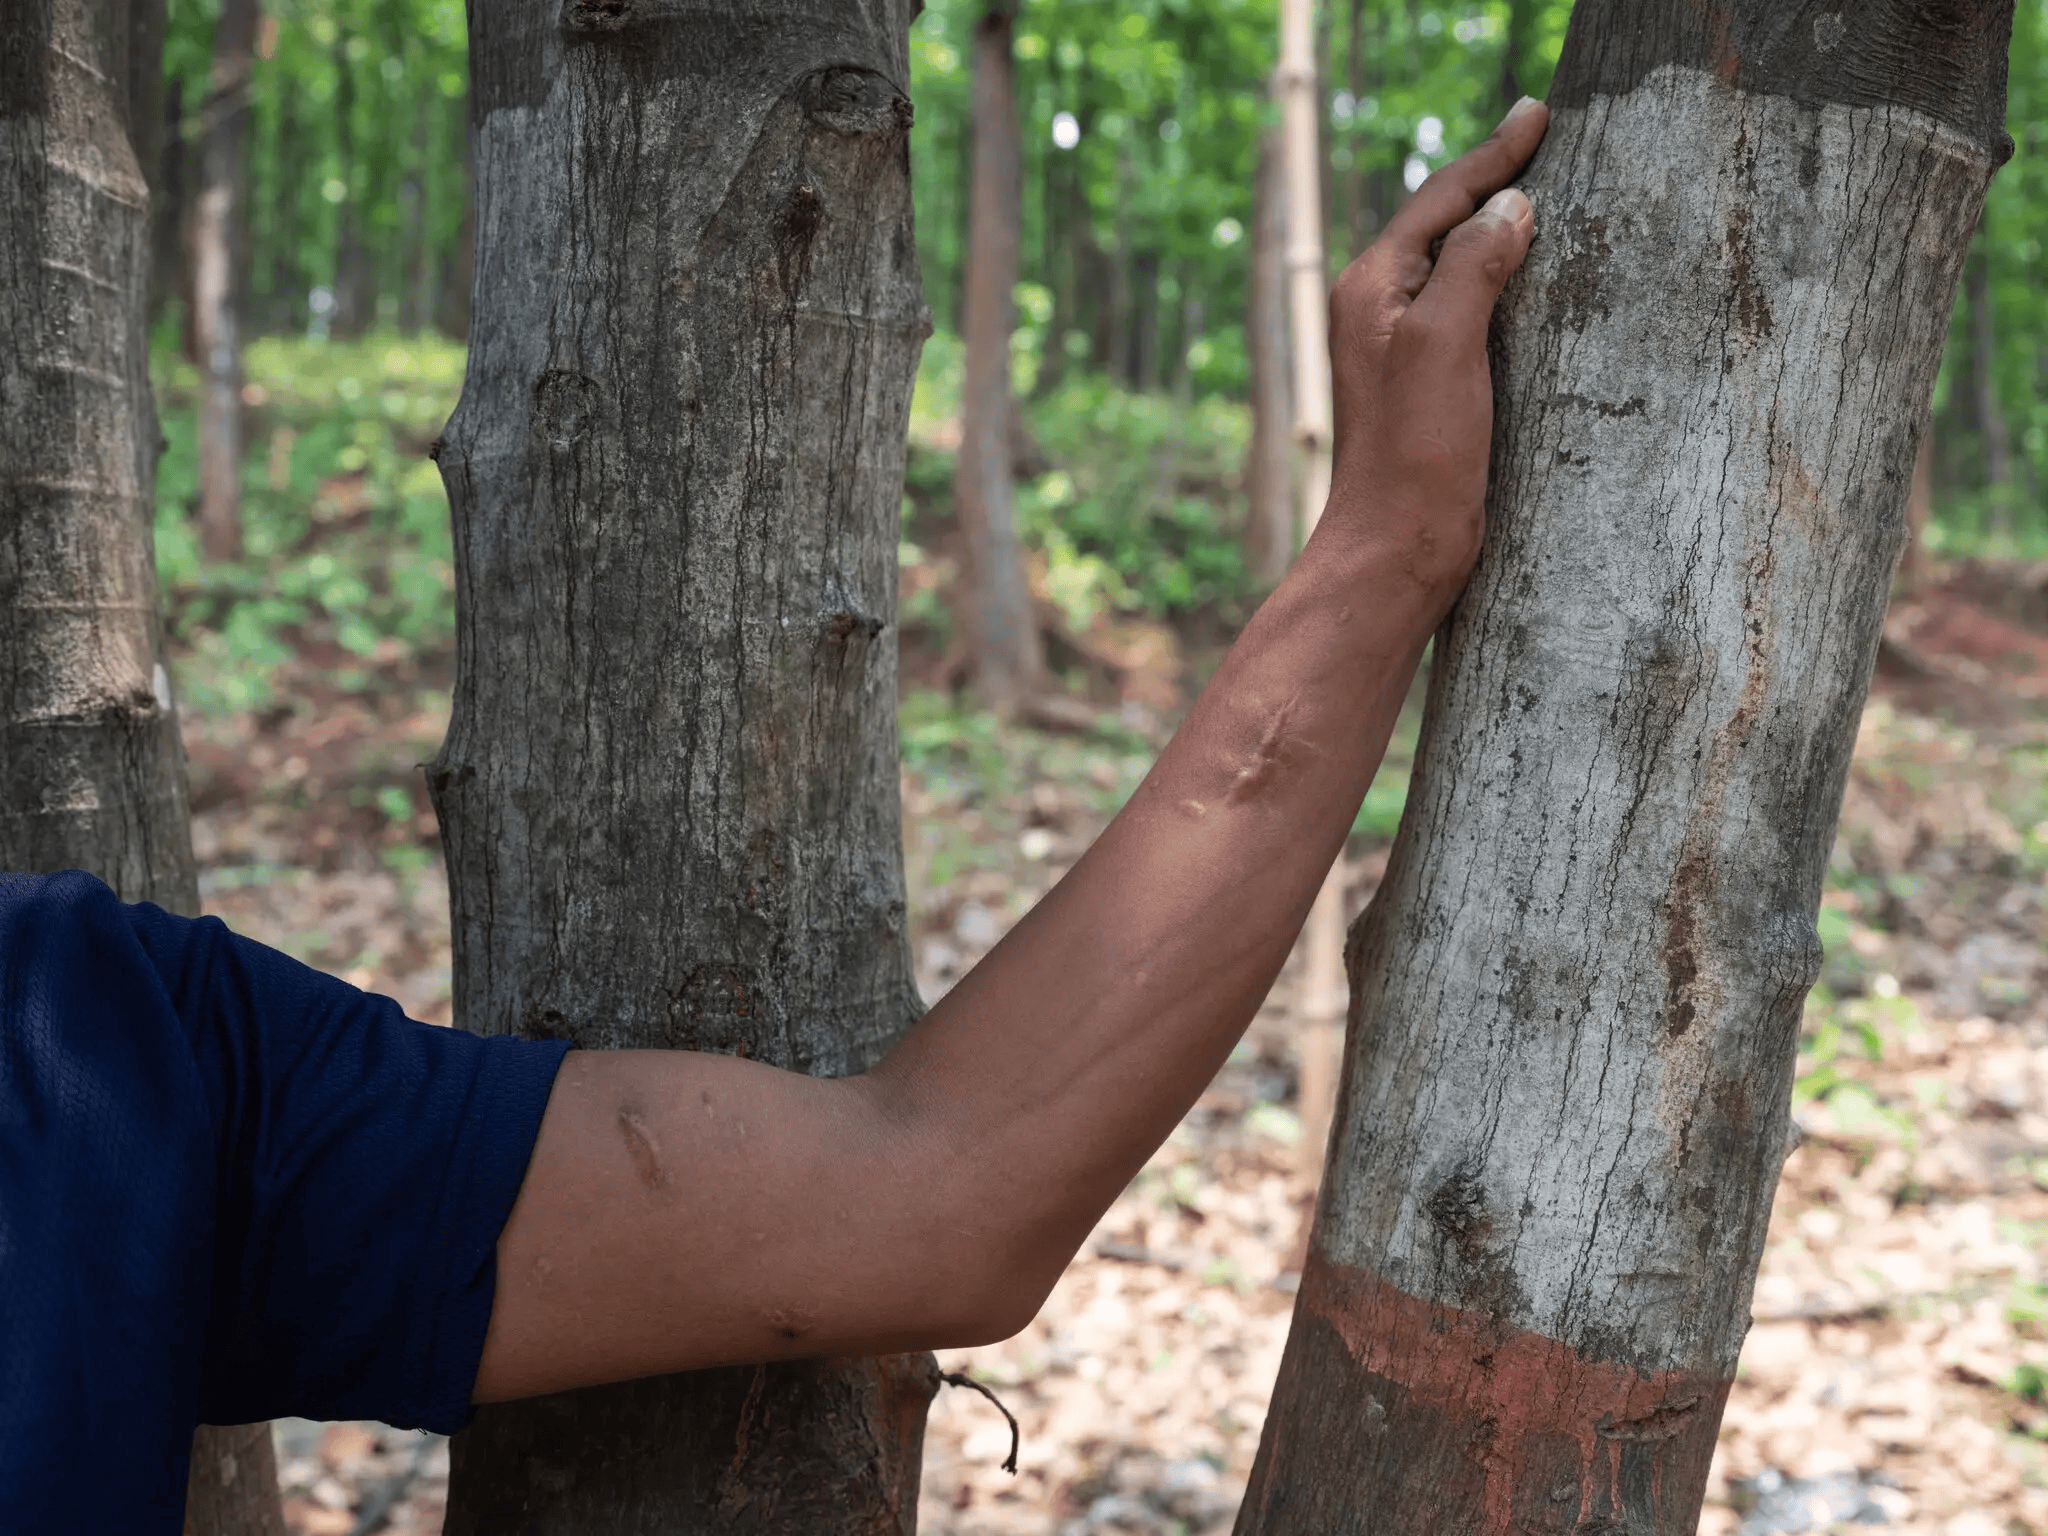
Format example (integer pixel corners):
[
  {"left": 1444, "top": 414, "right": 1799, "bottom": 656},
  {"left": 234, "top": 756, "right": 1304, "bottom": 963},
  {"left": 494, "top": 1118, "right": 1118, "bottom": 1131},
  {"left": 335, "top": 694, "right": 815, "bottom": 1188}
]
[
  {"left": 433, "top": 3, "right": 935, "bottom": 1529},
  {"left": 1242, "top": 127, "right": 1292, "bottom": 589},
  {"left": 0, "top": 3, "right": 283, "bottom": 1530},
  {"left": 955, "top": 0, "right": 1043, "bottom": 715},
  {"left": 189, "top": 0, "right": 255, "bottom": 563},
  {"left": 1239, "top": 4, "right": 2014, "bottom": 1531},
  {"left": 328, "top": 37, "right": 372, "bottom": 338}
]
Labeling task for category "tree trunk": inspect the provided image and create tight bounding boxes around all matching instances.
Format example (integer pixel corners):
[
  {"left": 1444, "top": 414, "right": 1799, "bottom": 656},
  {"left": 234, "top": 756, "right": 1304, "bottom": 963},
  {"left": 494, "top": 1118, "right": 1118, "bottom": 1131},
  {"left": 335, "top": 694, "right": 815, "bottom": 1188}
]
[
  {"left": 0, "top": 4, "right": 284, "bottom": 1531},
  {"left": 1109, "top": 140, "right": 1133, "bottom": 384},
  {"left": 436, "top": 103, "right": 473, "bottom": 341},
  {"left": 189, "top": 0, "right": 256, "bottom": 563},
  {"left": 434, "top": 3, "right": 936, "bottom": 1529},
  {"left": 955, "top": 0, "right": 1044, "bottom": 716},
  {"left": 1155, "top": 269, "right": 1201, "bottom": 508},
  {"left": 329, "top": 37, "right": 371, "bottom": 338},
  {"left": 151, "top": 72, "right": 186, "bottom": 326},
  {"left": 1134, "top": 249, "right": 1161, "bottom": 392},
  {"left": 399, "top": 153, "right": 426, "bottom": 334},
  {"left": 1244, "top": 126, "right": 1293, "bottom": 588},
  {"left": 1968, "top": 229, "right": 2013, "bottom": 537},
  {"left": 1035, "top": 58, "right": 1071, "bottom": 397},
  {"left": 1240, "top": 5, "right": 2012, "bottom": 1532},
  {"left": 1902, "top": 429, "right": 1933, "bottom": 596}
]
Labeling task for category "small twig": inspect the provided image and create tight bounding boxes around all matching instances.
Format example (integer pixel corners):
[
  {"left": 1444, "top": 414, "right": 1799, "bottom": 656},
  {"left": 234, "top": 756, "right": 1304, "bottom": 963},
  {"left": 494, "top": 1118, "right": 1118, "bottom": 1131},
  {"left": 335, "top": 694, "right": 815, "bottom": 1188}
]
[
  {"left": 1092, "top": 1237, "right": 1185, "bottom": 1271},
  {"left": 940, "top": 1371, "right": 1020, "bottom": 1474}
]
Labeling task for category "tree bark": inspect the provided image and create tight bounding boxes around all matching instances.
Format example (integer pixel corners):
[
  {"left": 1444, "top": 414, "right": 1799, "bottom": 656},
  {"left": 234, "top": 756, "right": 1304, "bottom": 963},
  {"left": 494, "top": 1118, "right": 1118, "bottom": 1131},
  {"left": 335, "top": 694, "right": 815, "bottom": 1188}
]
[
  {"left": 1243, "top": 126, "right": 1292, "bottom": 589},
  {"left": 955, "top": 0, "right": 1044, "bottom": 716},
  {"left": 189, "top": 0, "right": 256, "bottom": 563},
  {"left": 1240, "top": 4, "right": 2012, "bottom": 1531},
  {"left": 0, "top": 3, "right": 283, "bottom": 1530},
  {"left": 434, "top": 3, "right": 936, "bottom": 1529}
]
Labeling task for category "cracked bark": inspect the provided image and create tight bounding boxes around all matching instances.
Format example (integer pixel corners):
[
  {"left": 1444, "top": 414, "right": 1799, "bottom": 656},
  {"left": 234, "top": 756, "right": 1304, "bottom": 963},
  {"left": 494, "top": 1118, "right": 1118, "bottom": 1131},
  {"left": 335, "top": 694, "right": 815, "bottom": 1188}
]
[
  {"left": 0, "top": 2, "right": 283, "bottom": 1529},
  {"left": 434, "top": 3, "right": 937, "bottom": 1529},
  {"left": 1239, "top": 3, "right": 2014, "bottom": 1531}
]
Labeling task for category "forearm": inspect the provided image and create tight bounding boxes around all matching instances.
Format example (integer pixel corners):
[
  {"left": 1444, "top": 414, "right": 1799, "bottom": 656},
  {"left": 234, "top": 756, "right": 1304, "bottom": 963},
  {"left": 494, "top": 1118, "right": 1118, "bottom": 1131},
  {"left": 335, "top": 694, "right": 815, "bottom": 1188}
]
[
  {"left": 863, "top": 529, "right": 1444, "bottom": 1315},
  {"left": 474, "top": 103, "right": 1546, "bottom": 1402},
  {"left": 475, "top": 535, "right": 1442, "bottom": 1404}
]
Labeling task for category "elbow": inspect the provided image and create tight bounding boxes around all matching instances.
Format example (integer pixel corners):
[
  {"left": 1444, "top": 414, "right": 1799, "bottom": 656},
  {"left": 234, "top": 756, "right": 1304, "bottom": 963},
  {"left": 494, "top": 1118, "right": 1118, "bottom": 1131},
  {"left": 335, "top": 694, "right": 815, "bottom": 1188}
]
[
  {"left": 958, "top": 1268, "right": 1057, "bottom": 1348},
  {"left": 849, "top": 1071, "right": 1072, "bottom": 1351},
  {"left": 921, "top": 1235, "right": 1072, "bottom": 1350}
]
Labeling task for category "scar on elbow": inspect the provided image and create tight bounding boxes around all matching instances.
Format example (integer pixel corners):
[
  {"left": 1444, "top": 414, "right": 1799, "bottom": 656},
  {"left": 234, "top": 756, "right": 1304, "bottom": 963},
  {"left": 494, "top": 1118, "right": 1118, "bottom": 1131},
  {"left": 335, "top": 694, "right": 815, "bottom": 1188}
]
[
  {"left": 617, "top": 1106, "right": 668, "bottom": 1190},
  {"left": 765, "top": 1306, "right": 814, "bottom": 1342}
]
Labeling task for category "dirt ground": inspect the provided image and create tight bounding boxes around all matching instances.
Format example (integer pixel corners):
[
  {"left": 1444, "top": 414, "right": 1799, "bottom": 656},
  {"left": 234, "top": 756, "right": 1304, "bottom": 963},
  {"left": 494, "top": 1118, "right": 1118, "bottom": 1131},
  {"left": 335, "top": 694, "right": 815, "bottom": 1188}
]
[{"left": 185, "top": 565, "right": 2048, "bottom": 1534}]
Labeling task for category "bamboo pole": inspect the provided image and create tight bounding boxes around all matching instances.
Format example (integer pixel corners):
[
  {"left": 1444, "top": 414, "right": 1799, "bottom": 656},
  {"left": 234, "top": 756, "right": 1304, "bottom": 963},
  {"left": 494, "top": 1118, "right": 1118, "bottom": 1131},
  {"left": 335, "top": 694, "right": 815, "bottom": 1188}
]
[{"left": 1276, "top": 0, "right": 1347, "bottom": 1185}]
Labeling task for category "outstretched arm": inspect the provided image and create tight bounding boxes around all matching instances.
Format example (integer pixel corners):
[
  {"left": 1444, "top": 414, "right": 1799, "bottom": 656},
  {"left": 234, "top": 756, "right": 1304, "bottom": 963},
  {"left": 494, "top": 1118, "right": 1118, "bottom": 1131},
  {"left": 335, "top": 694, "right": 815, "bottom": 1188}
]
[{"left": 471, "top": 99, "right": 1549, "bottom": 1406}]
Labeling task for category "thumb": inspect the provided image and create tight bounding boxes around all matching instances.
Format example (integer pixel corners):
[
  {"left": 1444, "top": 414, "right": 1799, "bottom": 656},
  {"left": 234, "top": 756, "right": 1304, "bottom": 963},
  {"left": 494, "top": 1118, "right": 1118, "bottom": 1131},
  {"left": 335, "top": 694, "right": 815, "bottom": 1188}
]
[{"left": 1406, "top": 187, "right": 1536, "bottom": 344}]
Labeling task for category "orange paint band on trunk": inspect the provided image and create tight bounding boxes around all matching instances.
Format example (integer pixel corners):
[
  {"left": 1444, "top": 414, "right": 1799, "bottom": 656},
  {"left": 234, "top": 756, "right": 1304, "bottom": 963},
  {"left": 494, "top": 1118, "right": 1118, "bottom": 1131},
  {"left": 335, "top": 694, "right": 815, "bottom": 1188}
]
[{"left": 1288, "top": 1257, "right": 1732, "bottom": 1533}]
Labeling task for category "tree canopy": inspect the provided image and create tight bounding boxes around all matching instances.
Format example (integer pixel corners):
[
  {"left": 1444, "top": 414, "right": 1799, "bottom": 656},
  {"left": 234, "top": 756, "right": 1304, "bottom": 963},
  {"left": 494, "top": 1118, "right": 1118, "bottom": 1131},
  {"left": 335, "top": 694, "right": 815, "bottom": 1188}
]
[{"left": 153, "top": 0, "right": 2048, "bottom": 587}]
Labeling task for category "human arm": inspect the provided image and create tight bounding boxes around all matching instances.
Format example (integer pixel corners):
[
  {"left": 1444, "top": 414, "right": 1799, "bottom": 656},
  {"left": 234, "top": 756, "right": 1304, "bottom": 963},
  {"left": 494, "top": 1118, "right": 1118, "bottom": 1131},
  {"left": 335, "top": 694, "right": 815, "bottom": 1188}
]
[{"left": 470, "top": 99, "right": 1549, "bottom": 1405}]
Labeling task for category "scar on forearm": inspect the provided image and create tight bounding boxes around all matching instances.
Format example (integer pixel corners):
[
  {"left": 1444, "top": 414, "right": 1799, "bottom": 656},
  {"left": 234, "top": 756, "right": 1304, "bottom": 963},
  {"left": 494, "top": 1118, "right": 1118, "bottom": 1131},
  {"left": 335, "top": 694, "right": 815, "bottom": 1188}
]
[
  {"left": 1227, "top": 696, "right": 1320, "bottom": 804},
  {"left": 618, "top": 1105, "right": 668, "bottom": 1189}
]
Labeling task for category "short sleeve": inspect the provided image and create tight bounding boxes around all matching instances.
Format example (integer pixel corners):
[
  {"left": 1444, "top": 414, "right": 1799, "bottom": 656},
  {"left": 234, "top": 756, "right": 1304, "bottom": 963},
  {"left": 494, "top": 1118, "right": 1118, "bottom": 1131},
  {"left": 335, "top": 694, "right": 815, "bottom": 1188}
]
[
  {"left": 120, "top": 896, "right": 571, "bottom": 1432},
  {"left": 0, "top": 871, "right": 218, "bottom": 1531},
  {"left": 0, "top": 869, "right": 570, "bottom": 1531}
]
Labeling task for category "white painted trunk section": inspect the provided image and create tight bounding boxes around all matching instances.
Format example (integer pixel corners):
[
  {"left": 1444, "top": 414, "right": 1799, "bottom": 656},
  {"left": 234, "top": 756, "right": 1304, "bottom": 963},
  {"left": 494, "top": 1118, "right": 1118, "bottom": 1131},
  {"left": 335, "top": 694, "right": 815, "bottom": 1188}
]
[{"left": 1320, "top": 64, "right": 1996, "bottom": 1376}]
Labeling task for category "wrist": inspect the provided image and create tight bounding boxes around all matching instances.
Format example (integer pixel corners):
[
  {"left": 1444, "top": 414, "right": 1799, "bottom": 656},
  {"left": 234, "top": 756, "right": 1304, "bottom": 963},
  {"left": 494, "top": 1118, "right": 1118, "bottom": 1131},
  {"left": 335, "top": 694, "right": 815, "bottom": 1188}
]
[{"left": 1296, "top": 489, "right": 1479, "bottom": 637}]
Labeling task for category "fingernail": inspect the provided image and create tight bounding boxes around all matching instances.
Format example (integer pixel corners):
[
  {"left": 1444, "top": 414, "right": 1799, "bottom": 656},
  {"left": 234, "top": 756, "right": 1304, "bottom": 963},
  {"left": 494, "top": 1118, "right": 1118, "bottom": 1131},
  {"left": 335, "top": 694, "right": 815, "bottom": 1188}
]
[
  {"left": 1484, "top": 187, "right": 1532, "bottom": 225},
  {"left": 1504, "top": 95, "right": 1542, "bottom": 125}
]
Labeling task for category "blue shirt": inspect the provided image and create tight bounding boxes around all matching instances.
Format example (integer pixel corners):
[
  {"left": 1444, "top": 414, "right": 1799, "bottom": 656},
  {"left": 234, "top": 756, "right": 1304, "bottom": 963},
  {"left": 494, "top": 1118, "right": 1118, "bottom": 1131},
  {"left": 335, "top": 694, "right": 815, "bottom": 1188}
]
[{"left": 0, "top": 870, "right": 571, "bottom": 1529}]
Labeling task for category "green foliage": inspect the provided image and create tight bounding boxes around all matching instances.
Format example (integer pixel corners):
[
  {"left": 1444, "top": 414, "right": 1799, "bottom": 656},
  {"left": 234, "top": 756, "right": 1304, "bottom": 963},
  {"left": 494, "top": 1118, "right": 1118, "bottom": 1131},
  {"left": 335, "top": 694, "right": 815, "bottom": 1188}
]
[
  {"left": 167, "top": 0, "right": 470, "bottom": 336},
  {"left": 1927, "top": 0, "right": 2048, "bottom": 552},
  {"left": 2009, "top": 1359, "right": 2048, "bottom": 1412},
  {"left": 153, "top": 331, "right": 463, "bottom": 711},
  {"left": 1022, "top": 374, "right": 1256, "bottom": 621},
  {"left": 909, "top": 0, "right": 1572, "bottom": 388}
]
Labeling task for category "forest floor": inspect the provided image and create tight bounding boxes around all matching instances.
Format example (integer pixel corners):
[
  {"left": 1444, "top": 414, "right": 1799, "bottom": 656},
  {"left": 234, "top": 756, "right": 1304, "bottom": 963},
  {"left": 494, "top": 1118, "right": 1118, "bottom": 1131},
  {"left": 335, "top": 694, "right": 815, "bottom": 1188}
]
[{"left": 176, "top": 562, "right": 2048, "bottom": 1536}]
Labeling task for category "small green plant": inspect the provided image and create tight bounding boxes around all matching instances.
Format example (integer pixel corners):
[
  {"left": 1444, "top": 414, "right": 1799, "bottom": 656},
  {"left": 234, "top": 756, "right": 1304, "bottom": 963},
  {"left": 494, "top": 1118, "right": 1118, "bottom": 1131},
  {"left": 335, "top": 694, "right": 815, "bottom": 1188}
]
[
  {"left": 2008, "top": 1278, "right": 2048, "bottom": 1331},
  {"left": 1794, "top": 967, "right": 1919, "bottom": 1142},
  {"left": 2009, "top": 1360, "right": 2048, "bottom": 1406},
  {"left": 898, "top": 689, "right": 1009, "bottom": 789},
  {"left": 152, "top": 330, "right": 464, "bottom": 713}
]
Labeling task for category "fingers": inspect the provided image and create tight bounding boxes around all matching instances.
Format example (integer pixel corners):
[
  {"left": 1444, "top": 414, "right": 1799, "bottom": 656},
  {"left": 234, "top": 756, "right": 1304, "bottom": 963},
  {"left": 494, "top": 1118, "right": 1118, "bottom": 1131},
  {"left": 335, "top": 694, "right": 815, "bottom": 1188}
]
[
  {"left": 1403, "top": 187, "right": 1537, "bottom": 349},
  {"left": 1380, "top": 97, "right": 1549, "bottom": 283}
]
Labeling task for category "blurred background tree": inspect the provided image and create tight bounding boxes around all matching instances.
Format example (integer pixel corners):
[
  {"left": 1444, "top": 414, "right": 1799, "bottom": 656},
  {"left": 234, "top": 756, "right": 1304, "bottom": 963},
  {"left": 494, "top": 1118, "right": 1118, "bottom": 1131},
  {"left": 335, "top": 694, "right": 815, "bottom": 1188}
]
[
  {"left": 159, "top": 0, "right": 470, "bottom": 346},
  {"left": 149, "top": 0, "right": 2048, "bottom": 739}
]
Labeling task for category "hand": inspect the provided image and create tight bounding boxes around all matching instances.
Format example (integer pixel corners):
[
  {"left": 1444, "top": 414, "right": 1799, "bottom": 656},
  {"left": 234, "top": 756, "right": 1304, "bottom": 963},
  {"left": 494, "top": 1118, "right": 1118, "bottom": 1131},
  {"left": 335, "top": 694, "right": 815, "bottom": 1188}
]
[{"left": 1319, "top": 96, "right": 1549, "bottom": 610}]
